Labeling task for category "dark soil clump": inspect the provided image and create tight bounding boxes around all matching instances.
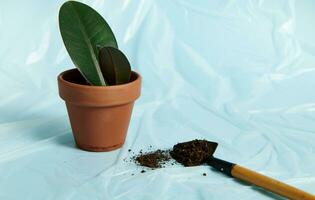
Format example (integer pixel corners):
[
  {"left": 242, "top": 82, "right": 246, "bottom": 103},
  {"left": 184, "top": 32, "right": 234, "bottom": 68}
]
[
  {"left": 170, "top": 139, "right": 218, "bottom": 166},
  {"left": 134, "top": 150, "right": 171, "bottom": 168}
]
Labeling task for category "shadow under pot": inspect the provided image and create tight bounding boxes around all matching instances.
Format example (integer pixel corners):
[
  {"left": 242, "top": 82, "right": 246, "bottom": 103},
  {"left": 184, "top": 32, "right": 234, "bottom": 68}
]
[{"left": 58, "top": 68, "right": 141, "bottom": 152}]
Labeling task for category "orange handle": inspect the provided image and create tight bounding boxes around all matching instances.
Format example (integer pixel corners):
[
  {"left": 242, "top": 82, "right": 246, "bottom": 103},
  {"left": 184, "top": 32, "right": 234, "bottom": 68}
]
[{"left": 231, "top": 165, "right": 315, "bottom": 200}]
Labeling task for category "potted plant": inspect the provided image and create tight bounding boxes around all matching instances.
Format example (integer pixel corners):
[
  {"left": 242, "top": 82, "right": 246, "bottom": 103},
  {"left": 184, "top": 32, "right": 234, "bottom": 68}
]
[{"left": 57, "top": 1, "right": 141, "bottom": 152}]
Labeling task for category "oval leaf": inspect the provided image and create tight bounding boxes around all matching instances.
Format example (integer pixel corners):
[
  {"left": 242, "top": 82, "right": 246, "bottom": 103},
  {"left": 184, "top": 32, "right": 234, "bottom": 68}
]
[
  {"left": 59, "top": 1, "right": 118, "bottom": 86},
  {"left": 99, "top": 47, "right": 131, "bottom": 85}
]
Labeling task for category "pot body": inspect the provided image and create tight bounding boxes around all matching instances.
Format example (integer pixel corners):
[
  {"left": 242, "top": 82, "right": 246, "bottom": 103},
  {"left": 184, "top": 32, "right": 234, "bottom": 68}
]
[{"left": 58, "top": 69, "right": 141, "bottom": 152}]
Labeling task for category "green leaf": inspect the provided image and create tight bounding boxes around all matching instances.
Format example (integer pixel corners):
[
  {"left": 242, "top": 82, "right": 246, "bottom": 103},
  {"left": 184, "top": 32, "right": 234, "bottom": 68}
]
[
  {"left": 99, "top": 47, "right": 131, "bottom": 85},
  {"left": 59, "top": 1, "right": 118, "bottom": 86}
]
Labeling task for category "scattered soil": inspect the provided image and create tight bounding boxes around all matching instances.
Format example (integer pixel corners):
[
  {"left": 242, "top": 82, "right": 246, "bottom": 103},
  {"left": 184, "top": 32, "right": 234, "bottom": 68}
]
[
  {"left": 134, "top": 150, "right": 171, "bottom": 169},
  {"left": 128, "top": 139, "right": 217, "bottom": 175},
  {"left": 170, "top": 139, "right": 218, "bottom": 166}
]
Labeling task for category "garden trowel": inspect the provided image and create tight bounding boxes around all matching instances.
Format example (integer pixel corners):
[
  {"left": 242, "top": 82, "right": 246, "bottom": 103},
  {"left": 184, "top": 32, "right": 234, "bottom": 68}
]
[{"left": 172, "top": 140, "right": 315, "bottom": 200}]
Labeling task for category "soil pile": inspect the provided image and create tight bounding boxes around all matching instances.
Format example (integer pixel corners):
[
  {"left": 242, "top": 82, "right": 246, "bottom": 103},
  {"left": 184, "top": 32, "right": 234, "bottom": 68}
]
[
  {"left": 170, "top": 139, "right": 217, "bottom": 166},
  {"left": 131, "top": 139, "right": 217, "bottom": 170},
  {"left": 134, "top": 150, "right": 171, "bottom": 168}
]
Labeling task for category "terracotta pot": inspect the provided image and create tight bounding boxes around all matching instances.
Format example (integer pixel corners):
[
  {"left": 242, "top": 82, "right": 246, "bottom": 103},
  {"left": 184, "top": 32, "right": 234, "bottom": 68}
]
[{"left": 58, "top": 68, "right": 141, "bottom": 152}]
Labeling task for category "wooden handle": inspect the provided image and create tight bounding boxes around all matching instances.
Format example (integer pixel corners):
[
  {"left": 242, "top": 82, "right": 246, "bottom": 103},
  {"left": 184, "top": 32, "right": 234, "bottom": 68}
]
[{"left": 231, "top": 165, "right": 315, "bottom": 200}]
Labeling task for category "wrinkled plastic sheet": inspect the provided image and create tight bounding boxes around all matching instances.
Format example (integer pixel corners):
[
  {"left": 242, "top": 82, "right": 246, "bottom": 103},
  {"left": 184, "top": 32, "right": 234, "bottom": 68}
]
[{"left": 1, "top": 0, "right": 315, "bottom": 199}]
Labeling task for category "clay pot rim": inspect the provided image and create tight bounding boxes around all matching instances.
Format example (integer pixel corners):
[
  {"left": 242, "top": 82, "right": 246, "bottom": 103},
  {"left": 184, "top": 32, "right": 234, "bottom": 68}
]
[{"left": 58, "top": 68, "right": 141, "bottom": 90}]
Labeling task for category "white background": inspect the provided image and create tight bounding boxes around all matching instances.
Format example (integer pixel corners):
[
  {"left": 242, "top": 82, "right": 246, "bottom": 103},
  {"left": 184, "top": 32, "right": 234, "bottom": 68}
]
[{"left": 0, "top": 0, "right": 315, "bottom": 199}]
